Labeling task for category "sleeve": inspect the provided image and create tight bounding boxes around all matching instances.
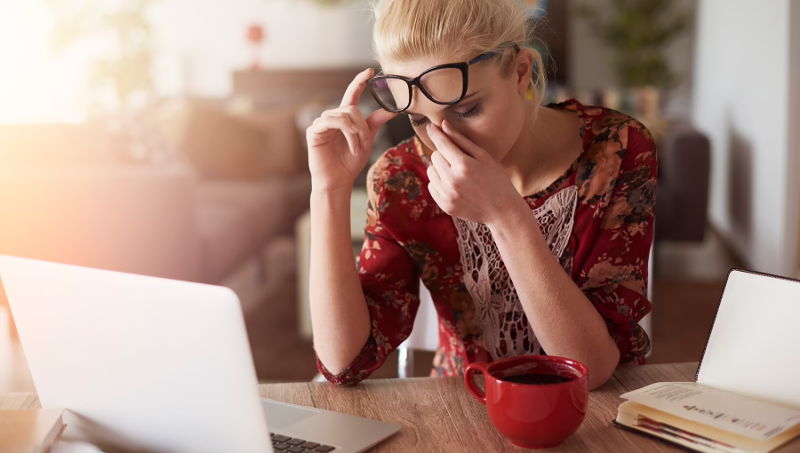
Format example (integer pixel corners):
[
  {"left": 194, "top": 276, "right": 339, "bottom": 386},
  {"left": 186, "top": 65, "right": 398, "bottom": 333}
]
[
  {"left": 577, "top": 123, "right": 657, "bottom": 364},
  {"left": 315, "top": 159, "right": 422, "bottom": 385}
]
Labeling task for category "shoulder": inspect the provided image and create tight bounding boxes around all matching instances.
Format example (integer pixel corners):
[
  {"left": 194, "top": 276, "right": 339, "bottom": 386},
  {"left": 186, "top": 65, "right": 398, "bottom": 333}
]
[
  {"left": 579, "top": 101, "right": 656, "bottom": 169},
  {"left": 556, "top": 100, "right": 657, "bottom": 204},
  {"left": 552, "top": 99, "right": 655, "bottom": 160}
]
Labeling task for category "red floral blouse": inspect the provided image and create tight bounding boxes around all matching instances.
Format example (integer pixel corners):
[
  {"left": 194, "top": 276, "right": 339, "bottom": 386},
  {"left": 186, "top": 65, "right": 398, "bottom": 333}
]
[{"left": 316, "top": 99, "right": 657, "bottom": 386}]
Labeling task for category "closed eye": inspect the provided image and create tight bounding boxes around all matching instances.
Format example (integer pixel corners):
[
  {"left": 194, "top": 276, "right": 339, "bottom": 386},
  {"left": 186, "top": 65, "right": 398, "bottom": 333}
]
[
  {"left": 456, "top": 103, "right": 482, "bottom": 119},
  {"left": 409, "top": 103, "right": 482, "bottom": 128},
  {"left": 410, "top": 116, "right": 428, "bottom": 127}
]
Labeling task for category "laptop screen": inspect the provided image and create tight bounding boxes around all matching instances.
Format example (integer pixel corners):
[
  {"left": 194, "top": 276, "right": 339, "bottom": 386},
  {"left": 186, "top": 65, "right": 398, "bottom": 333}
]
[{"left": 697, "top": 269, "right": 800, "bottom": 407}]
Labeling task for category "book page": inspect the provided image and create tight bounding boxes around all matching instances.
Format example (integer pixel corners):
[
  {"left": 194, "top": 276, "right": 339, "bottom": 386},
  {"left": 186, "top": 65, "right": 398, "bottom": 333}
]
[{"left": 620, "top": 382, "right": 800, "bottom": 441}]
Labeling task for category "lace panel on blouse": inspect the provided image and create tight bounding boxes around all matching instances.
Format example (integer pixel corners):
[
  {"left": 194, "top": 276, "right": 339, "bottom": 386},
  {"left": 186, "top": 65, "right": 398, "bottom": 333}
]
[{"left": 453, "top": 185, "right": 578, "bottom": 359}]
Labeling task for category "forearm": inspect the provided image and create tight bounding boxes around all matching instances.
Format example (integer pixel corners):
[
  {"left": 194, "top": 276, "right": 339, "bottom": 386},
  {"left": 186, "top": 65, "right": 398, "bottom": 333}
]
[
  {"left": 487, "top": 201, "right": 620, "bottom": 389},
  {"left": 308, "top": 189, "right": 371, "bottom": 375}
]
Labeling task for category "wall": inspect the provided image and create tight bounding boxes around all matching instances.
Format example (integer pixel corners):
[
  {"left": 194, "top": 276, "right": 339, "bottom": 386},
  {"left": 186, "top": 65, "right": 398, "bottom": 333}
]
[
  {"left": 791, "top": 2, "right": 800, "bottom": 278},
  {"left": 568, "top": 0, "right": 697, "bottom": 117},
  {"left": 0, "top": 0, "right": 375, "bottom": 122},
  {"left": 692, "top": 0, "right": 799, "bottom": 277},
  {"left": 150, "top": 0, "right": 374, "bottom": 98}
]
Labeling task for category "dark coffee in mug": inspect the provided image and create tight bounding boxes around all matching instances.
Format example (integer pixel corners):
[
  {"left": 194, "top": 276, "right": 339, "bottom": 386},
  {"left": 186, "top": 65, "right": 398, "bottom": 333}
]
[
  {"left": 465, "top": 355, "right": 589, "bottom": 449},
  {"left": 501, "top": 373, "right": 573, "bottom": 385}
]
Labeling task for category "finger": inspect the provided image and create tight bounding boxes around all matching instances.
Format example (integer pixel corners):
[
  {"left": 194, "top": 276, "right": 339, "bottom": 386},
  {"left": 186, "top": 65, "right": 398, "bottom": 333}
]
[
  {"left": 344, "top": 106, "right": 373, "bottom": 157},
  {"left": 426, "top": 180, "right": 451, "bottom": 214},
  {"left": 441, "top": 119, "right": 490, "bottom": 160},
  {"left": 308, "top": 116, "right": 363, "bottom": 155},
  {"left": 366, "top": 108, "right": 398, "bottom": 134},
  {"left": 427, "top": 182, "right": 442, "bottom": 207},
  {"left": 339, "top": 109, "right": 370, "bottom": 157},
  {"left": 322, "top": 110, "right": 365, "bottom": 155},
  {"left": 426, "top": 167, "right": 446, "bottom": 206},
  {"left": 340, "top": 68, "right": 374, "bottom": 108},
  {"left": 430, "top": 150, "right": 452, "bottom": 176},
  {"left": 426, "top": 163, "right": 440, "bottom": 184},
  {"left": 426, "top": 163, "right": 455, "bottom": 200},
  {"left": 427, "top": 122, "right": 472, "bottom": 165},
  {"left": 308, "top": 115, "right": 358, "bottom": 139}
]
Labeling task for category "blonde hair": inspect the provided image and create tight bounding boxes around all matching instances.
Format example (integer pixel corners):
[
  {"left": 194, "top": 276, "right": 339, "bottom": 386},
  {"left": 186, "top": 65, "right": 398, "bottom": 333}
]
[{"left": 371, "top": 0, "right": 547, "bottom": 103}]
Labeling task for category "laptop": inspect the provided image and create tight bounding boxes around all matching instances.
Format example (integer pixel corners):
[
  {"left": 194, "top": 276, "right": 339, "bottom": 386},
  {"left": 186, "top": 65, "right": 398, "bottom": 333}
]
[
  {"left": 695, "top": 268, "right": 800, "bottom": 406},
  {"left": 0, "top": 255, "right": 400, "bottom": 453}
]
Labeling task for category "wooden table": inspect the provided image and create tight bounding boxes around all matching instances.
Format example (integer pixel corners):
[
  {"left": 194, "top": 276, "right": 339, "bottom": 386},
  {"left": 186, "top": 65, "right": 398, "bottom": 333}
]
[
  {"left": 260, "top": 362, "right": 701, "bottom": 452},
  {"left": 3, "top": 362, "right": 799, "bottom": 452}
]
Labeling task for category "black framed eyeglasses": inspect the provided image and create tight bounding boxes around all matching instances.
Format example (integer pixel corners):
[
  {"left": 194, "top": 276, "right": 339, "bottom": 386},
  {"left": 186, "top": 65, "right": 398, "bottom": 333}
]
[{"left": 367, "top": 43, "right": 520, "bottom": 113}]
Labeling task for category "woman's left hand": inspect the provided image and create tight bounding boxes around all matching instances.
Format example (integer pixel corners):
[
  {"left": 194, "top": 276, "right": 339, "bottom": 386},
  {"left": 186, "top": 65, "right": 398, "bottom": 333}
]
[{"left": 426, "top": 120, "right": 528, "bottom": 226}]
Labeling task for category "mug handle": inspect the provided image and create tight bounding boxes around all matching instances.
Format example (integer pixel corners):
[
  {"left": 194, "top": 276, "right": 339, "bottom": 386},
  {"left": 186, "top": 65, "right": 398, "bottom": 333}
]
[{"left": 464, "top": 362, "right": 488, "bottom": 404}]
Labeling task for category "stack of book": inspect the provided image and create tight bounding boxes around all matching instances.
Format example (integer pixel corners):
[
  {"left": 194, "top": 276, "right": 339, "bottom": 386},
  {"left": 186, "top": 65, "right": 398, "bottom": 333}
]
[
  {"left": 615, "top": 269, "right": 800, "bottom": 453},
  {"left": 616, "top": 382, "right": 800, "bottom": 452}
]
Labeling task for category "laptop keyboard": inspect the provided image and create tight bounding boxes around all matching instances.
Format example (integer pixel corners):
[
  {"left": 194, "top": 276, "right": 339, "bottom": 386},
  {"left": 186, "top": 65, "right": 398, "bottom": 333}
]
[{"left": 270, "top": 433, "right": 336, "bottom": 452}]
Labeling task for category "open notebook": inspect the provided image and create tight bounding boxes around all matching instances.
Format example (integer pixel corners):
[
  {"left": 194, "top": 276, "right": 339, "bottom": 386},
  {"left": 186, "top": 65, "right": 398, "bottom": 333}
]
[{"left": 616, "top": 269, "right": 800, "bottom": 453}]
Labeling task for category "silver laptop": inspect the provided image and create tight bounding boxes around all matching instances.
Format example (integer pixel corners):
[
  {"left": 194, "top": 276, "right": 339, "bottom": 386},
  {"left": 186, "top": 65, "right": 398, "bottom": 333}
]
[{"left": 0, "top": 255, "right": 400, "bottom": 453}]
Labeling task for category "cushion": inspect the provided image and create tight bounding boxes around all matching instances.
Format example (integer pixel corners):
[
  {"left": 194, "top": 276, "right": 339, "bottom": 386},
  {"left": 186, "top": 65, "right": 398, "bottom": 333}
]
[
  {"left": 155, "top": 100, "right": 306, "bottom": 179},
  {"left": 194, "top": 175, "right": 311, "bottom": 282}
]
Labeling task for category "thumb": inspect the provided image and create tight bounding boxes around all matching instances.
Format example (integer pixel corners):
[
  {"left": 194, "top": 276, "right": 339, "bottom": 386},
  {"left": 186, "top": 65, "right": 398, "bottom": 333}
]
[{"left": 367, "top": 108, "right": 398, "bottom": 135}]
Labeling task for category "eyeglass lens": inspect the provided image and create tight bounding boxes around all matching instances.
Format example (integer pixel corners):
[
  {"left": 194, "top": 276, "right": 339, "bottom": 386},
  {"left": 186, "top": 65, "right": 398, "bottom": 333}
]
[{"left": 371, "top": 66, "right": 465, "bottom": 111}]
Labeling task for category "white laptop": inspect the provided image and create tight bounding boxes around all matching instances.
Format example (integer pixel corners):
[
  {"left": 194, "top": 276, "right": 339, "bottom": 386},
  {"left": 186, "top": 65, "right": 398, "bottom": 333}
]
[
  {"left": 695, "top": 268, "right": 800, "bottom": 406},
  {"left": 0, "top": 255, "right": 400, "bottom": 453}
]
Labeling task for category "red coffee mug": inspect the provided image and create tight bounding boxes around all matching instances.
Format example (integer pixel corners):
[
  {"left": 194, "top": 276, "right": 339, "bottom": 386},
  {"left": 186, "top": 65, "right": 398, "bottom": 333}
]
[{"left": 464, "top": 355, "right": 589, "bottom": 449}]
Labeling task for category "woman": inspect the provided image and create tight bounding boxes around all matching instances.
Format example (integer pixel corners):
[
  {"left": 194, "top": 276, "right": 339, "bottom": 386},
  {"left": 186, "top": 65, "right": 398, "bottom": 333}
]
[{"left": 305, "top": 0, "right": 656, "bottom": 390}]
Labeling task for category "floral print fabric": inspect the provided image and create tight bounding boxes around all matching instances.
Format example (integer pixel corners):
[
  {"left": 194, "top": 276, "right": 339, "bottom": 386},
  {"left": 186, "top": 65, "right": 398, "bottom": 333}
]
[{"left": 316, "top": 99, "right": 657, "bottom": 385}]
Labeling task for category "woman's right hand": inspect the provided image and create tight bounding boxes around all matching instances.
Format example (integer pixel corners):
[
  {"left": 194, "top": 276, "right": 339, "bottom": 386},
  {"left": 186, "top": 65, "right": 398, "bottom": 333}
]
[{"left": 306, "top": 68, "right": 398, "bottom": 193}]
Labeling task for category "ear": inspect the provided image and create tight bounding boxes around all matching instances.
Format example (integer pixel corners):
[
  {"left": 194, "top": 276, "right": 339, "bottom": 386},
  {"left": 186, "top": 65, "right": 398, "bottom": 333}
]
[{"left": 514, "top": 48, "right": 535, "bottom": 96}]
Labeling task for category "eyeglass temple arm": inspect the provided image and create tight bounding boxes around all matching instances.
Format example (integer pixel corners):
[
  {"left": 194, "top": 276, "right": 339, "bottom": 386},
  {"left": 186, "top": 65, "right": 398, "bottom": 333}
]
[{"left": 467, "top": 43, "right": 521, "bottom": 65}]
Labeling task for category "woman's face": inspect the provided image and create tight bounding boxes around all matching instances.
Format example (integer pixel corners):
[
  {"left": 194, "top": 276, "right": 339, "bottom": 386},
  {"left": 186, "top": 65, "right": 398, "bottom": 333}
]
[{"left": 380, "top": 49, "right": 532, "bottom": 162}]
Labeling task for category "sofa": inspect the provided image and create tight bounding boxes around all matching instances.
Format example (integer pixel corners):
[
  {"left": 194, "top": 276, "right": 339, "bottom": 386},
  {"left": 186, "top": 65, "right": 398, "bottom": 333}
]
[
  {"left": 655, "top": 120, "right": 711, "bottom": 242},
  {"left": 0, "top": 102, "right": 311, "bottom": 315}
]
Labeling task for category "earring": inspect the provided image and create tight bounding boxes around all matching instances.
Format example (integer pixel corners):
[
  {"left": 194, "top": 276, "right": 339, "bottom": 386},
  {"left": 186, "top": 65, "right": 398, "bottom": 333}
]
[{"left": 526, "top": 79, "right": 536, "bottom": 102}]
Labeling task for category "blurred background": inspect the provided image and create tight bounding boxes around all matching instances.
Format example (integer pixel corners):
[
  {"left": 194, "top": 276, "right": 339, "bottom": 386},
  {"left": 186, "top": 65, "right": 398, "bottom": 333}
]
[{"left": 1, "top": 0, "right": 798, "bottom": 390}]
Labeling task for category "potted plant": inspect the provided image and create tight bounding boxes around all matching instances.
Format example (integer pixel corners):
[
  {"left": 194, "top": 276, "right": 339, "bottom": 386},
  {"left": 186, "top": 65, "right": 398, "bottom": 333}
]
[
  {"left": 48, "top": 0, "right": 156, "bottom": 112},
  {"left": 577, "top": 0, "right": 692, "bottom": 134}
]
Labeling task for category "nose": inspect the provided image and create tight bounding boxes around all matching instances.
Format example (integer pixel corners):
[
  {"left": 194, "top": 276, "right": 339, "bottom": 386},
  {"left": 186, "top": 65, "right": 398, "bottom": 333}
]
[{"left": 408, "top": 88, "right": 446, "bottom": 128}]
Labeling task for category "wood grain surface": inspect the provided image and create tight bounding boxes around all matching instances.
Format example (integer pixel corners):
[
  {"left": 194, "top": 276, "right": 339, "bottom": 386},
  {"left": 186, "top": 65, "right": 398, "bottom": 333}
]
[
  {"left": 252, "top": 362, "right": 698, "bottom": 452},
  {"left": 4, "top": 362, "right": 798, "bottom": 452}
]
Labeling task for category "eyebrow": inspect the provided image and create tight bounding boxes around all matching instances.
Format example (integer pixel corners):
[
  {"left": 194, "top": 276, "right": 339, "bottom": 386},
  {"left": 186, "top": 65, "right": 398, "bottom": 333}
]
[{"left": 405, "top": 92, "right": 479, "bottom": 116}]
